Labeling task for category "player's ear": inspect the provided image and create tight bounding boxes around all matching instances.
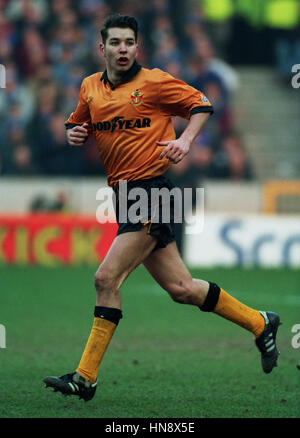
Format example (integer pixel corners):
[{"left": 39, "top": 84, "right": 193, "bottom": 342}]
[{"left": 99, "top": 43, "right": 105, "bottom": 56}]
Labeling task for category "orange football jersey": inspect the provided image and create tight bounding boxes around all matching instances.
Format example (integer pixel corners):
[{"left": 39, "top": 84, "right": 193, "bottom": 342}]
[{"left": 65, "top": 62, "right": 213, "bottom": 186}]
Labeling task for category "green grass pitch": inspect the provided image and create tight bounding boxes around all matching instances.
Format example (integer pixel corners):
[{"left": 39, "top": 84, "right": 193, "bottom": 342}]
[{"left": 0, "top": 265, "right": 299, "bottom": 418}]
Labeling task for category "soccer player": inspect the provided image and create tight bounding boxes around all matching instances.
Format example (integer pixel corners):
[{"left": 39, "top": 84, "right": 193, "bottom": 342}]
[{"left": 44, "top": 14, "right": 281, "bottom": 402}]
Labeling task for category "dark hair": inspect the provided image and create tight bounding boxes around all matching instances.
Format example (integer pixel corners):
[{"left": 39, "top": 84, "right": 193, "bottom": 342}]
[{"left": 101, "top": 13, "right": 138, "bottom": 44}]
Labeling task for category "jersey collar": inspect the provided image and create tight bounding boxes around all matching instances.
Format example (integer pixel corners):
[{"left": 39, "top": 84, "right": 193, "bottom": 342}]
[{"left": 101, "top": 61, "right": 142, "bottom": 89}]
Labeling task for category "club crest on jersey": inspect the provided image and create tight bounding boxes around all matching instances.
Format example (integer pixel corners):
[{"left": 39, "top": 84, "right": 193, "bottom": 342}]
[
  {"left": 201, "top": 95, "right": 209, "bottom": 104},
  {"left": 130, "top": 89, "right": 143, "bottom": 106}
]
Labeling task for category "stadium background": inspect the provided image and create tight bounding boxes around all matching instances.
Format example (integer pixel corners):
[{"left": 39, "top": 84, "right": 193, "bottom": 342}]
[{"left": 0, "top": 0, "right": 299, "bottom": 419}]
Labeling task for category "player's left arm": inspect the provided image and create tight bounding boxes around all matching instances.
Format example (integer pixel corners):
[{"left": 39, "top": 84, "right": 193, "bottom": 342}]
[
  {"left": 156, "top": 70, "right": 213, "bottom": 164},
  {"left": 158, "top": 112, "right": 210, "bottom": 163}
]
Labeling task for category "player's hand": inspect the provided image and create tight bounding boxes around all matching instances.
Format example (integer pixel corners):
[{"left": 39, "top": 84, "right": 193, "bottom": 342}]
[
  {"left": 67, "top": 122, "right": 89, "bottom": 146},
  {"left": 157, "top": 138, "right": 190, "bottom": 164}
]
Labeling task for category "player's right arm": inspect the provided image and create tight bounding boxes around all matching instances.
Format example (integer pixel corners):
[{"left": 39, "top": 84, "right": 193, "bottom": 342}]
[{"left": 65, "top": 78, "right": 92, "bottom": 146}]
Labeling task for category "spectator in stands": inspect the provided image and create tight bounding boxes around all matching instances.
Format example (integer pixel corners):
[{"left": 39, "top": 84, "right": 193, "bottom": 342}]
[
  {"left": 188, "top": 130, "right": 215, "bottom": 179},
  {"left": 192, "top": 35, "right": 239, "bottom": 94},
  {"left": 1, "top": 101, "right": 37, "bottom": 175},
  {"left": 0, "top": 7, "right": 17, "bottom": 55},
  {"left": 10, "top": 144, "right": 37, "bottom": 175},
  {"left": 5, "top": 0, "right": 49, "bottom": 28},
  {"left": 152, "top": 33, "right": 183, "bottom": 70},
  {"left": 29, "top": 106, "right": 84, "bottom": 176},
  {"left": 186, "top": 55, "right": 232, "bottom": 137},
  {"left": 150, "top": 14, "right": 173, "bottom": 47},
  {"left": 0, "top": 61, "right": 36, "bottom": 125},
  {"left": 221, "top": 131, "right": 253, "bottom": 180},
  {"left": 15, "top": 26, "right": 48, "bottom": 80},
  {"left": 198, "top": 0, "right": 234, "bottom": 57}
]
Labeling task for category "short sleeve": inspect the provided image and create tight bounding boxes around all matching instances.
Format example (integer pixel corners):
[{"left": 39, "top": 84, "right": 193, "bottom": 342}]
[
  {"left": 157, "top": 70, "right": 213, "bottom": 120},
  {"left": 64, "top": 78, "right": 92, "bottom": 131}
]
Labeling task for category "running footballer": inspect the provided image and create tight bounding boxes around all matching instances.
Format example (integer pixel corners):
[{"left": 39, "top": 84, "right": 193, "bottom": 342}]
[{"left": 44, "top": 14, "right": 281, "bottom": 402}]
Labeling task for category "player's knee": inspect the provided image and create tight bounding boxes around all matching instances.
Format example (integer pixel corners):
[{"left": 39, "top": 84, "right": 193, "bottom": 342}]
[
  {"left": 94, "top": 269, "right": 118, "bottom": 294},
  {"left": 166, "top": 280, "right": 195, "bottom": 305}
]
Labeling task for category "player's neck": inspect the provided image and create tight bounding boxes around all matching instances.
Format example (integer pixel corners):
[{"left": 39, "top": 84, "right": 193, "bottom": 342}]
[
  {"left": 106, "top": 70, "right": 123, "bottom": 86},
  {"left": 106, "top": 61, "right": 138, "bottom": 86}
]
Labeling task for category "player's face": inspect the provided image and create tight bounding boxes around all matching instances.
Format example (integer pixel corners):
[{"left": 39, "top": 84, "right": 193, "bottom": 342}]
[{"left": 100, "top": 27, "right": 138, "bottom": 76}]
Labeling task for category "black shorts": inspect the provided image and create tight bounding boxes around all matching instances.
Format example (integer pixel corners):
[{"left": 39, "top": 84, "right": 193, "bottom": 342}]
[{"left": 113, "top": 175, "right": 177, "bottom": 251}]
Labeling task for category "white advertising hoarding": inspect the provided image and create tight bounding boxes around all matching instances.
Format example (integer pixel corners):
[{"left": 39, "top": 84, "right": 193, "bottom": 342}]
[{"left": 184, "top": 213, "right": 300, "bottom": 268}]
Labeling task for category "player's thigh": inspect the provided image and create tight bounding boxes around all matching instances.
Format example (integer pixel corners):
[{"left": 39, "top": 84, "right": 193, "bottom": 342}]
[
  {"left": 143, "top": 241, "right": 193, "bottom": 291},
  {"left": 95, "top": 227, "right": 157, "bottom": 288}
]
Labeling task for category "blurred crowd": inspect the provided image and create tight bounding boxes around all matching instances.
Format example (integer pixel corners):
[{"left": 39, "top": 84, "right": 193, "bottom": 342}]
[{"left": 0, "top": 0, "right": 298, "bottom": 181}]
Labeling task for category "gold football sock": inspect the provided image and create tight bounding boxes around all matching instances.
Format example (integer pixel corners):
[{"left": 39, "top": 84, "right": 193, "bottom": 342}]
[
  {"left": 199, "top": 283, "right": 265, "bottom": 338},
  {"left": 214, "top": 288, "right": 265, "bottom": 338},
  {"left": 76, "top": 307, "right": 122, "bottom": 384}
]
